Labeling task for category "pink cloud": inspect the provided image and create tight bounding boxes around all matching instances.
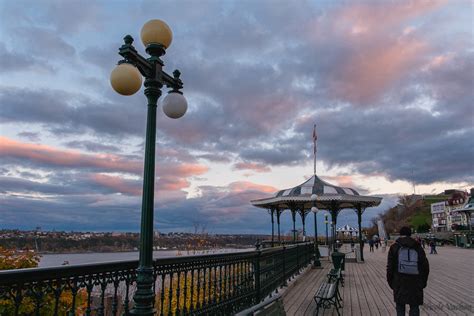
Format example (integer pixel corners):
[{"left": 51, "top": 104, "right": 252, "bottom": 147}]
[
  {"left": 324, "top": 175, "right": 356, "bottom": 188},
  {"left": 194, "top": 181, "right": 278, "bottom": 222},
  {"left": 89, "top": 173, "right": 142, "bottom": 196},
  {"left": 89, "top": 171, "right": 207, "bottom": 197},
  {"left": 233, "top": 162, "right": 271, "bottom": 173},
  {"left": 306, "top": 0, "right": 446, "bottom": 105},
  {"left": 332, "top": 37, "right": 427, "bottom": 104},
  {"left": 1, "top": 137, "right": 210, "bottom": 195},
  {"left": 88, "top": 163, "right": 209, "bottom": 193},
  {"left": 339, "top": 0, "right": 446, "bottom": 37},
  {"left": 228, "top": 181, "right": 277, "bottom": 194},
  {"left": 0, "top": 136, "right": 141, "bottom": 174},
  {"left": 158, "top": 177, "right": 190, "bottom": 191},
  {"left": 157, "top": 163, "right": 209, "bottom": 191}
]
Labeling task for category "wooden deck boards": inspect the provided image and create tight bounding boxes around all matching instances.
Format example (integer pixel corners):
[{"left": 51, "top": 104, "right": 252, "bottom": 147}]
[{"left": 282, "top": 245, "right": 474, "bottom": 316}]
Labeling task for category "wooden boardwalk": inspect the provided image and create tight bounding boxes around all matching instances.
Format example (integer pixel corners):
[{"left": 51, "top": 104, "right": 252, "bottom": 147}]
[{"left": 282, "top": 245, "right": 474, "bottom": 316}]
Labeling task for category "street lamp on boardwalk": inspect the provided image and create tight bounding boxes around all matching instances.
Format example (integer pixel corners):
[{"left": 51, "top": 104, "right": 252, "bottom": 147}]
[
  {"left": 324, "top": 213, "right": 329, "bottom": 246},
  {"left": 110, "top": 19, "right": 187, "bottom": 315},
  {"left": 311, "top": 194, "right": 321, "bottom": 268}
]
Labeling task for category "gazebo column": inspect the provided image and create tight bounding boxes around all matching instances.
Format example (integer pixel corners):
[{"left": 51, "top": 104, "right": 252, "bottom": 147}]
[
  {"left": 298, "top": 209, "right": 309, "bottom": 239},
  {"left": 290, "top": 208, "right": 297, "bottom": 243},
  {"left": 330, "top": 203, "right": 340, "bottom": 252},
  {"left": 268, "top": 208, "right": 275, "bottom": 247},
  {"left": 276, "top": 208, "right": 282, "bottom": 244},
  {"left": 356, "top": 204, "right": 365, "bottom": 262}
]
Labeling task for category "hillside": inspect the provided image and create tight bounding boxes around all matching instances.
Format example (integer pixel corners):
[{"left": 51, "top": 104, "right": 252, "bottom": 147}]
[{"left": 368, "top": 194, "right": 449, "bottom": 237}]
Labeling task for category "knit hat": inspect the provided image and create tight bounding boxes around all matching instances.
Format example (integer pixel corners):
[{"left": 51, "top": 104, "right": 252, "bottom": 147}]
[{"left": 399, "top": 226, "right": 412, "bottom": 237}]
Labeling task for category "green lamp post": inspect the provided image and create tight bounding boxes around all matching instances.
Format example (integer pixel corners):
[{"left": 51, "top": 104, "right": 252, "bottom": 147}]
[
  {"left": 324, "top": 213, "right": 329, "bottom": 247},
  {"left": 110, "top": 19, "right": 187, "bottom": 315},
  {"left": 311, "top": 194, "right": 322, "bottom": 268}
]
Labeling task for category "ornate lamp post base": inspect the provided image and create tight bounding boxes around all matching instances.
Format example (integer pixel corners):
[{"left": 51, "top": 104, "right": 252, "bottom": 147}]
[
  {"left": 312, "top": 246, "right": 322, "bottom": 268},
  {"left": 130, "top": 267, "right": 156, "bottom": 315}
]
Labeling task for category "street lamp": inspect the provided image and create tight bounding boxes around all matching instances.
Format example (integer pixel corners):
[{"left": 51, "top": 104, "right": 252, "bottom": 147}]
[
  {"left": 330, "top": 221, "right": 334, "bottom": 252},
  {"left": 110, "top": 19, "right": 187, "bottom": 315},
  {"left": 311, "top": 194, "right": 321, "bottom": 268},
  {"left": 324, "top": 213, "right": 329, "bottom": 246}
]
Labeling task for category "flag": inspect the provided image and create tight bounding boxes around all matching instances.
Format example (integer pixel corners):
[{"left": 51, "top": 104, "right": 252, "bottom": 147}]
[{"left": 312, "top": 124, "right": 317, "bottom": 154}]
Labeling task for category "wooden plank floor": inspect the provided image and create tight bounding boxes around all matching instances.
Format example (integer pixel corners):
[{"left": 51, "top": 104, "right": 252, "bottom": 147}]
[{"left": 282, "top": 245, "right": 474, "bottom": 316}]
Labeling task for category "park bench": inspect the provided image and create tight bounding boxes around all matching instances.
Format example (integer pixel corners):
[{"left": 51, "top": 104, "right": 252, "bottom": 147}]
[
  {"left": 313, "top": 270, "right": 342, "bottom": 316},
  {"left": 328, "top": 267, "right": 344, "bottom": 287},
  {"left": 327, "top": 268, "right": 344, "bottom": 304}
]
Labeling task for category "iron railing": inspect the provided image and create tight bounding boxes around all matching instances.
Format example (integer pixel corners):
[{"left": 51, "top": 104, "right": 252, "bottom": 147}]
[{"left": 0, "top": 242, "right": 314, "bottom": 316}]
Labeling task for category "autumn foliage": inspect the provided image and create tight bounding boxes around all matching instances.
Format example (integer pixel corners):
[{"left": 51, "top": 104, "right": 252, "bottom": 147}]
[{"left": 0, "top": 247, "right": 88, "bottom": 316}]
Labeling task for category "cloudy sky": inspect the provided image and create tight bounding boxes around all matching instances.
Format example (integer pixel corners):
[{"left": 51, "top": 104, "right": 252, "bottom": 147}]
[{"left": 0, "top": 0, "right": 472, "bottom": 234}]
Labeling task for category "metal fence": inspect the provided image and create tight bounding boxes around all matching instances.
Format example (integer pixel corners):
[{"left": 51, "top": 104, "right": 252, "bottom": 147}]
[{"left": 0, "top": 242, "right": 314, "bottom": 316}]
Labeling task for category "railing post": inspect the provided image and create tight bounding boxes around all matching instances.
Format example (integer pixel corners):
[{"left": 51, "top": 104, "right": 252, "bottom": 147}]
[
  {"left": 255, "top": 251, "right": 261, "bottom": 303},
  {"left": 296, "top": 244, "right": 300, "bottom": 274},
  {"left": 281, "top": 246, "right": 287, "bottom": 287}
]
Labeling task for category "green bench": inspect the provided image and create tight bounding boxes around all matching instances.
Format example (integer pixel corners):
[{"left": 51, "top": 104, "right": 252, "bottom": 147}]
[
  {"left": 328, "top": 268, "right": 344, "bottom": 287},
  {"left": 313, "top": 268, "right": 343, "bottom": 316}
]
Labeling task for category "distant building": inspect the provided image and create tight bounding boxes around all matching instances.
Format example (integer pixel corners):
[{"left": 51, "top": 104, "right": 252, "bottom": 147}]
[
  {"left": 431, "top": 201, "right": 447, "bottom": 232},
  {"left": 430, "top": 189, "right": 471, "bottom": 232}
]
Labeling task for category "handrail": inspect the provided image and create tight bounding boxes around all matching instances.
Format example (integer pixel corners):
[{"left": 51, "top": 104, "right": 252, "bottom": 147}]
[{"left": 0, "top": 242, "right": 314, "bottom": 316}]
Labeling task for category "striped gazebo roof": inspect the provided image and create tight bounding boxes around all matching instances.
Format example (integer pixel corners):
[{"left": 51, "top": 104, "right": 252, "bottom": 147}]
[
  {"left": 274, "top": 175, "right": 359, "bottom": 197},
  {"left": 251, "top": 175, "right": 382, "bottom": 210}
]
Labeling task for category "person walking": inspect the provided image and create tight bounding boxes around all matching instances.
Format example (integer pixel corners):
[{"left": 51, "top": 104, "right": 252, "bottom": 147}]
[
  {"left": 429, "top": 240, "right": 438, "bottom": 254},
  {"left": 369, "top": 239, "right": 374, "bottom": 252},
  {"left": 387, "top": 227, "right": 429, "bottom": 316}
]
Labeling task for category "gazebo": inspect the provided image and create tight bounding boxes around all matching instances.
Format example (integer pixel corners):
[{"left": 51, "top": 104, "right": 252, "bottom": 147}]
[
  {"left": 251, "top": 174, "right": 382, "bottom": 261},
  {"left": 336, "top": 224, "right": 359, "bottom": 237}
]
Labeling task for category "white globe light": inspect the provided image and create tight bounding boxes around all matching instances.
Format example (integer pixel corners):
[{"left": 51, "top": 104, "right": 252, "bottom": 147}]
[
  {"left": 162, "top": 92, "right": 187, "bottom": 119},
  {"left": 310, "top": 194, "right": 317, "bottom": 201},
  {"left": 311, "top": 206, "right": 318, "bottom": 213}
]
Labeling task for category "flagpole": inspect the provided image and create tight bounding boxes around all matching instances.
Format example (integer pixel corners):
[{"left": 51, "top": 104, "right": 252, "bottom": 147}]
[
  {"left": 313, "top": 124, "right": 317, "bottom": 175},
  {"left": 314, "top": 145, "right": 316, "bottom": 175}
]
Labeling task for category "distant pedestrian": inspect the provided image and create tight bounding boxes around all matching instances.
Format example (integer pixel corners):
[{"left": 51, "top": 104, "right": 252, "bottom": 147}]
[
  {"left": 375, "top": 240, "right": 379, "bottom": 250},
  {"left": 429, "top": 240, "right": 437, "bottom": 254},
  {"left": 387, "top": 226, "right": 429, "bottom": 316},
  {"left": 369, "top": 239, "right": 374, "bottom": 252}
]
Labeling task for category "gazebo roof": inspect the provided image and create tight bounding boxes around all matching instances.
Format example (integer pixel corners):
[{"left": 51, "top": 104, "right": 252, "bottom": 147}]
[
  {"left": 274, "top": 175, "right": 360, "bottom": 197},
  {"left": 251, "top": 175, "right": 382, "bottom": 210},
  {"left": 336, "top": 224, "right": 359, "bottom": 232}
]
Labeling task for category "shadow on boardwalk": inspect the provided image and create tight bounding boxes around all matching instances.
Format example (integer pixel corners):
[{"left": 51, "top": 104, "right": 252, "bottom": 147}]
[{"left": 282, "top": 245, "right": 474, "bottom": 316}]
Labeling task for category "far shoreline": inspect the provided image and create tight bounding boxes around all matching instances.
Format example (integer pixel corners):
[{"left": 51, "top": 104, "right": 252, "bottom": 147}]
[{"left": 36, "top": 246, "right": 254, "bottom": 255}]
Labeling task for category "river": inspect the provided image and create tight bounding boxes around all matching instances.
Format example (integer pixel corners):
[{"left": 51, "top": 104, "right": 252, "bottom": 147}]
[{"left": 38, "top": 248, "right": 253, "bottom": 268}]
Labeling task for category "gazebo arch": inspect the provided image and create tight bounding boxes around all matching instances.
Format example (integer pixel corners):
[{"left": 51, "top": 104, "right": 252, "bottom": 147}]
[{"left": 251, "top": 174, "right": 382, "bottom": 261}]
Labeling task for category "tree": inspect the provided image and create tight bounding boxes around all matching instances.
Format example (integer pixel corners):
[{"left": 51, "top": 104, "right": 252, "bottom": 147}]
[
  {"left": 0, "top": 247, "right": 39, "bottom": 270},
  {"left": 0, "top": 247, "right": 87, "bottom": 315}
]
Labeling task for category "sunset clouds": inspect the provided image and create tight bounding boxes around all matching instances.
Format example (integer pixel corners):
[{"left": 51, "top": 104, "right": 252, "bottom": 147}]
[
  {"left": 1, "top": 137, "right": 141, "bottom": 174},
  {"left": 0, "top": 0, "right": 472, "bottom": 232}
]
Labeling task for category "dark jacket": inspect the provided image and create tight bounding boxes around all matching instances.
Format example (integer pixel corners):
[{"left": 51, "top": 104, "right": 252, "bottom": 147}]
[{"left": 386, "top": 236, "right": 429, "bottom": 305}]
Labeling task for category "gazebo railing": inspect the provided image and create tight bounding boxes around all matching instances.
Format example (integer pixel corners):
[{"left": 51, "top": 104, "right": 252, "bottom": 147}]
[{"left": 0, "top": 242, "right": 314, "bottom": 316}]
